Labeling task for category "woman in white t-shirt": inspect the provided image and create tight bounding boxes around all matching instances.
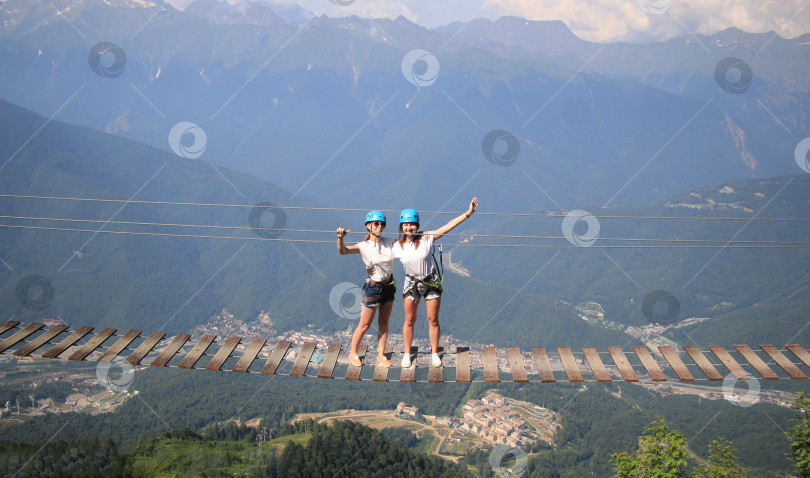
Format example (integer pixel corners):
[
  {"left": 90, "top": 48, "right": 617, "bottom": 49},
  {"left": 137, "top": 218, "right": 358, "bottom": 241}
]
[
  {"left": 336, "top": 211, "right": 397, "bottom": 367},
  {"left": 394, "top": 197, "right": 478, "bottom": 368}
]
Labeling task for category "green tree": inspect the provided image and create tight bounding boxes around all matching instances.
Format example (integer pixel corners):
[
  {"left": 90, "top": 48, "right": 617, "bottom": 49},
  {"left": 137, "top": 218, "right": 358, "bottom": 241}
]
[
  {"left": 611, "top": 418, "right": 688, "bottom": 478},
  {"left": 789, "top": 392, "right": 810, "bottom": 477},
  {"left": 692, "top": 438, "right": 748, "bottom": 477}
]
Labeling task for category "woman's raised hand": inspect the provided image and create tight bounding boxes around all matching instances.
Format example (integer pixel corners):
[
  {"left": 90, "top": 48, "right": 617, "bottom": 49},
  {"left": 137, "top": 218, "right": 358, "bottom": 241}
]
[
  {"left": 336, "top": 227, "right": 349, "bottom": 238},
  {"left": 466, "top": 197, "right": 478, "bottom": 217}
]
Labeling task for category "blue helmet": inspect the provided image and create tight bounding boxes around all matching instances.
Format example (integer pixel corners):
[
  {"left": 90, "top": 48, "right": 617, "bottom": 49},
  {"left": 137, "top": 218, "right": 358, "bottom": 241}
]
[
  {"left": 399, "top": 208, "right": 419, "bottom": 224},
  {"left": 365, "top": 210, "right": 386, "bottom": 224}
]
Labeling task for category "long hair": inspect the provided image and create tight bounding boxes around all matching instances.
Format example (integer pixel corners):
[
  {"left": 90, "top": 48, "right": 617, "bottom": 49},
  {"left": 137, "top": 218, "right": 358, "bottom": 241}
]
[{"left": 398, "top": 223, "right": 421, "bottom": 249}]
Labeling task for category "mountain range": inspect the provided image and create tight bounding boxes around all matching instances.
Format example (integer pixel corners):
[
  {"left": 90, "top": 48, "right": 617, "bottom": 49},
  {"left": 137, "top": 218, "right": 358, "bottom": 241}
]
[
  {"left": 2, "top": 3, "right": 809, "bottom": 477},
  {"left": 0, "top": 0, "right": 808, "bottom": 214}
]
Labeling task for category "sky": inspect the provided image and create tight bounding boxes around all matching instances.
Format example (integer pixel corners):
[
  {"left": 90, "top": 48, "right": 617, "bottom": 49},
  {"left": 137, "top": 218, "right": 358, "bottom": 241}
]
[{"left": 166, "top": 0, "right": 810, "bottom": 43}]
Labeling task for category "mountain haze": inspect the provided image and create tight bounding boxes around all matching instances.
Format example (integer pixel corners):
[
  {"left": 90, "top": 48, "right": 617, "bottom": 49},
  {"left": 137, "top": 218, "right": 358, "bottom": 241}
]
[{"left": 0, "top": 0, "right": 807, "bottom": 213}]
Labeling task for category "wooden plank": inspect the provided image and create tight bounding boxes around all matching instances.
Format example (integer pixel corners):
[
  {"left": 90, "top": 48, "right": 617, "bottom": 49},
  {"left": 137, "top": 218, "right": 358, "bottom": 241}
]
[
  {"left": 317, "top": 342, "right": 342, "bottom": 378},
  {"left": 261, "top": 340, "right": 292, "bottom": 375},
  {"left": 126, "top": 332, "right": 165, "bottom": 366},
  {"left": 0, "top": 323, "right": 44, "bottom": 354},
  {"left": 786, "top": 344, "right": 810, "bottom": 368},
  {"left": 0, "top": 321, "right": 20, "bottom": 336},
  {"left": 483, "top": 346, "right": 499, "bottom": 383},
  {"left": 151, "top": 333, "right": 191, "bottom": 367},
  {"left": 206, "top": 336, "right": 242, "bottom": 371},
  {"left": 14, "top": 325, "right": 69, "bottom": 357},
  {"left": 557, "top": 346, "right": 583, "bottom": 382},
  {"left": 710, "top": 345, "right": 750, "bottom": 380},
  {"left": 42, "top": 327, "right": 93, "bottom": 359},
  {"left": 735, "top": 345, "right": 779, "bottom": 380},
  {"left": 399, "top": 346, "right": 417, "bottom": 383},
  {"left": 455, "top": 346, "right": 470, "bottom": 383},
  {"left": 531, "top": 348, "right": 556, "bottom": 383},
  {"left": 633, "top": 346, "right": 667, "bottom": 382},
  {"left": 428, "top": 362, "right": 443, "bottom": 383},
  {"left": 761, "top": 345, "right": 807, "bottom": 380},
  {"left": 290, "top": 341, "right": 317, "bottom": 377},
  {"left": 428, "top": 346, "right": 444, "bottom": 383},
  {"left": 506, "top": 347, "right": 528, "bottom": 383},
  {"left": 233, "top": 338, "right": 267, "bottom": 373},
  {"left": 346, "top": 344, "right": 368, "bottom": 381},
  {"left": 98, "top": 330, "right": 141, "bottom": 363},
  {"left": 177, "top": 335, "right": 216, "bottom": 369},
  {"left": 428, "top": 347, "right": 444, "bottom": 383},
  {"left": 374, "top": 345, "right": 394, "bottom": 382},
  {"left": 583, "top": 348, "right": 611, "bottom": 382},
  {"left": 69, "top": 328, "right": 117, "bottom": 361},
  {"left": 658, "top": 346, "right": 694, "bottom": 382},
  {"left": 608, "top": 347, "right": 639, "bottom": 382},
  {"left": 684, "top": 346, "right": 724, "bottom": 381}
]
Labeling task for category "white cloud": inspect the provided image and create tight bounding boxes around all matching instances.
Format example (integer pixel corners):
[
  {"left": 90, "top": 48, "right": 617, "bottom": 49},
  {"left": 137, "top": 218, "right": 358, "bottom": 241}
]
[{"left": 488, "top": 0, "right": 810, "bottom": 42}]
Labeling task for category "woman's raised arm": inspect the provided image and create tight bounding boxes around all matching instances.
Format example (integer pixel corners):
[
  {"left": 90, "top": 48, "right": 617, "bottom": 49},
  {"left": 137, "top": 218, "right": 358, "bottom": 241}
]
[
  {"left": 336, "top": 227, "right": 360, "bottom": 254},
  {"left": 430, "top": 197, "right": 477, "bottom": 241}
]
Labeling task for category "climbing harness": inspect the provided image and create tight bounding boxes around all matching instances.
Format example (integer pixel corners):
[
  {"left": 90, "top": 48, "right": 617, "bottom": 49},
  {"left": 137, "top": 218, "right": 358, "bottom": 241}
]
[{"left": 419, "top": 243, "right": 444, "bottom": 287}]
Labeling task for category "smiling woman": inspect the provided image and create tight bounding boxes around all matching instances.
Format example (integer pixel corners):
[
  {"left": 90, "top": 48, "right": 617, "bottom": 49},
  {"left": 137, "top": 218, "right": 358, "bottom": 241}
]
[
  {"left": 336, "top": 210, "right": 397, "bottom": 368},
  {"left": 394, "top": 197, "right": 478, "bottom": 369}
]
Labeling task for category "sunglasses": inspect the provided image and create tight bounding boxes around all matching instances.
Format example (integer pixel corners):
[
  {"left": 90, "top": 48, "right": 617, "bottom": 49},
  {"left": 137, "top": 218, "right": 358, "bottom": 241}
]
[{"left": 368, "top": 221, "right": 386, "bottom": 226}]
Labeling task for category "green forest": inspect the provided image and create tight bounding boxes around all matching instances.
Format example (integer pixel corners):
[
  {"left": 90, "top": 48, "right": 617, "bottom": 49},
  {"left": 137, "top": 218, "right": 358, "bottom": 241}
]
[
  {"left": 0, "top": 420, "right": 470, "bottom": 477},
  {"left": 0, "top": 362, "right": 804, "bottom": 477},
  {"left": 1, "top": 386, "right": 808, "bottom": 477}
]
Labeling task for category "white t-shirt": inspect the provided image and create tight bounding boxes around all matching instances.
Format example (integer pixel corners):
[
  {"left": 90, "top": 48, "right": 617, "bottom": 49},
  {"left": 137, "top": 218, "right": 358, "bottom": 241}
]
[
  {"left": 356, "top": 236, "right": 397, "bottom": 281},
  {"left": 393, "top": 233, "right": 435, "bottom": 278}
]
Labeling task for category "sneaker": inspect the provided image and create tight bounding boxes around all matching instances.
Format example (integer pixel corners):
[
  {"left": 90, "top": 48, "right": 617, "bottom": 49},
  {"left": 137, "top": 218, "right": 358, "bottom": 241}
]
[
  {"left": 376, "top": 356, "right": 392, "bottom": 368},
  {"left": 401, "top": 353, "right": 412, "bottom": 368},
  {"left": 431, "top": 353, "right": 442, "bottom": 368},
  {"left": 348, "top": 353, "right": 362, "bottom": 367}
]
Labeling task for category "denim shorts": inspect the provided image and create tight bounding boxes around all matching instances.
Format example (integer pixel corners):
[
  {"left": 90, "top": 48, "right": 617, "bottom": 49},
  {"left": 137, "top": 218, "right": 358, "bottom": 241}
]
[
  {"left": 361, "top": 280, "right": 396, "bottom": 308},
  {"left": 402, "top": 274, "right": 443, "bottom": 302}
]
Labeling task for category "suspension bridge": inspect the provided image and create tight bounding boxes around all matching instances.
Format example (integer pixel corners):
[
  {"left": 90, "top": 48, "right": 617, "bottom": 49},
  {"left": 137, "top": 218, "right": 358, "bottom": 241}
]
[{"left": 1, "top": 320, "right": 808, "bottom": 384}]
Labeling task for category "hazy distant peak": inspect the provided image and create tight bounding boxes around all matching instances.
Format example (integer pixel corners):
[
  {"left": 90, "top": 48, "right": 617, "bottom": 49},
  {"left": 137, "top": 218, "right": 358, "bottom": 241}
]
[
  {"left": 184, "top": 0, "right": 286, "bottom": 25},
  {"left": 109, "top": 0, "right": 159, "bottom": 8},
  {"left": 262, "top": 2, "right": 313, "bottom": 23}
]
